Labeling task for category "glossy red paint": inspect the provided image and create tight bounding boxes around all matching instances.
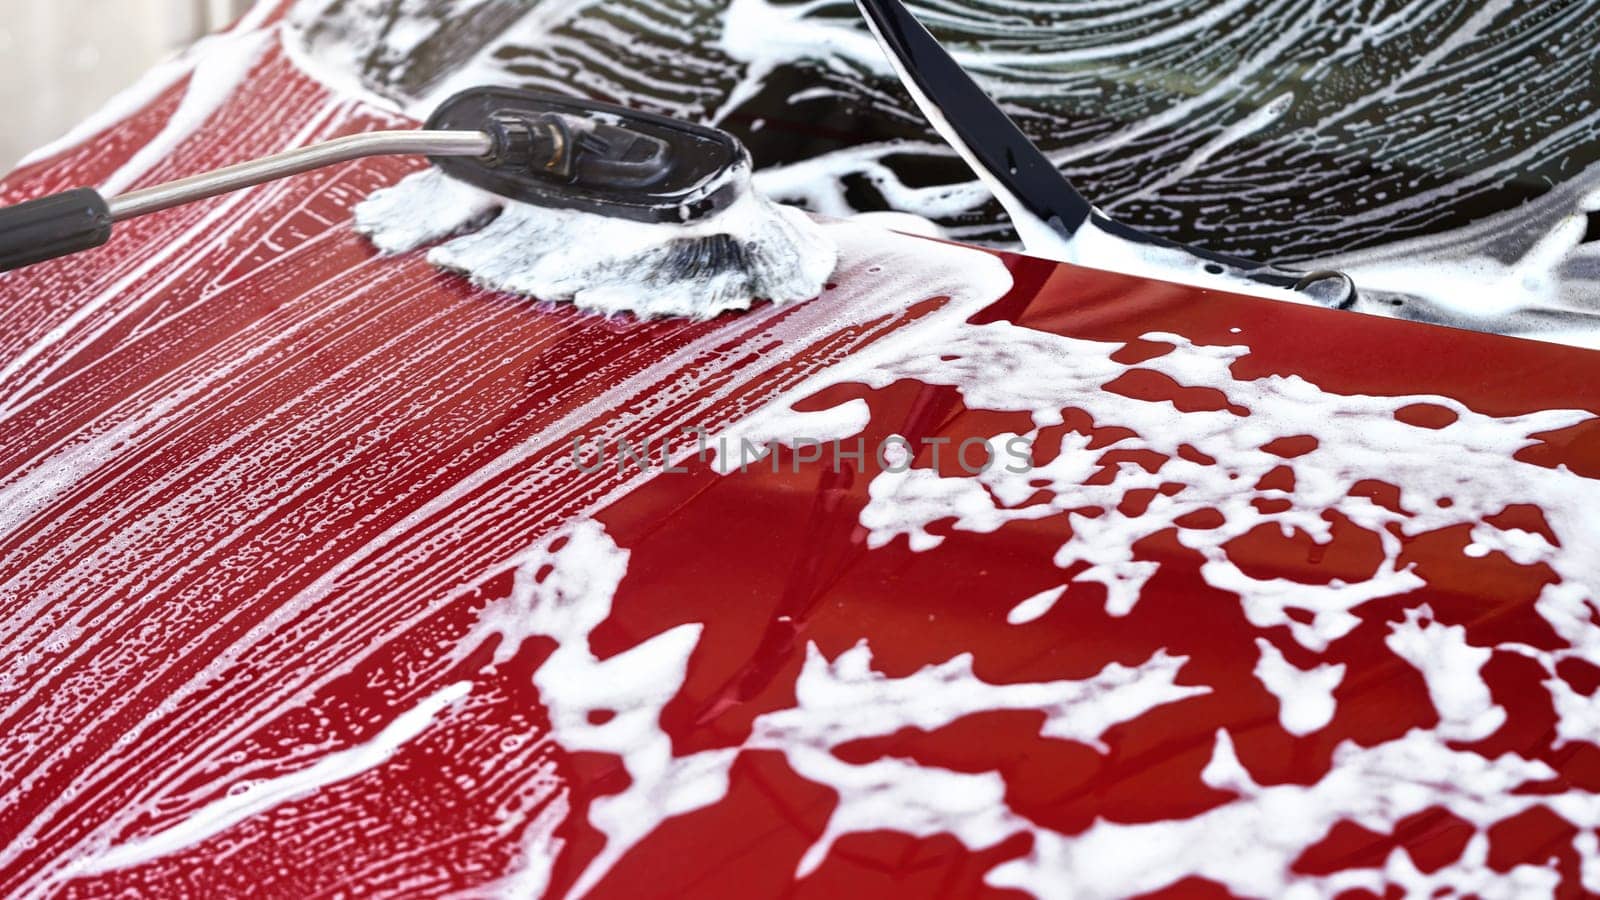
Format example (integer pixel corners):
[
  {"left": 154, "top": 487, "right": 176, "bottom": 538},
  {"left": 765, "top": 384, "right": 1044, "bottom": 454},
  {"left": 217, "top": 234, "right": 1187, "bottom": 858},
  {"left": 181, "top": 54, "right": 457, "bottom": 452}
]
[{"left": 1, "top": 12, "right": 1599, "bottom": 898}]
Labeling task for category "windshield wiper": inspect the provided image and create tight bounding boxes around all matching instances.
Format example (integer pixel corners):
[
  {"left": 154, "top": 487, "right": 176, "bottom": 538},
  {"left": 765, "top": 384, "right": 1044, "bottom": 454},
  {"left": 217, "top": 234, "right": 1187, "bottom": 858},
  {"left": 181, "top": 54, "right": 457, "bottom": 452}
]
[{"left": 852, "top": 0, "right": 1356, "bottom": 307}]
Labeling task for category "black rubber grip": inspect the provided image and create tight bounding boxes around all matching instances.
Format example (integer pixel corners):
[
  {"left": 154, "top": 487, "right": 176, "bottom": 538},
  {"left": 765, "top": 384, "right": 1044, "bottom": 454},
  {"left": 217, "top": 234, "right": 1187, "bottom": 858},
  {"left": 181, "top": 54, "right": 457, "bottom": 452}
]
[{"left": 0, "top": 188, "right": 113, "bottom": 273}]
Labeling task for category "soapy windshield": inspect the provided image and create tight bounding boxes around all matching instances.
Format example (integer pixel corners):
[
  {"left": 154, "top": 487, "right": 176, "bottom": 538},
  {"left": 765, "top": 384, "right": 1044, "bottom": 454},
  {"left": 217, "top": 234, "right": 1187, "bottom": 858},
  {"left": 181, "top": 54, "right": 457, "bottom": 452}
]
[{"left": 289, "top": 0, "right": 1600, "bottom": 335}]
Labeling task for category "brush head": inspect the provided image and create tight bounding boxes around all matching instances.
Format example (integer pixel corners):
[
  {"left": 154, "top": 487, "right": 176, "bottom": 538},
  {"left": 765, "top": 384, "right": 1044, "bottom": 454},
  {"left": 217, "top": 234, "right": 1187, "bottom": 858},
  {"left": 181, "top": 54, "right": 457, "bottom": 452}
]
[
  {"left": 355, "top": 88, "right": 837, "bottom": 320},
  {"left": 425, "top": 88, "right": 747, "bottom": 225}
]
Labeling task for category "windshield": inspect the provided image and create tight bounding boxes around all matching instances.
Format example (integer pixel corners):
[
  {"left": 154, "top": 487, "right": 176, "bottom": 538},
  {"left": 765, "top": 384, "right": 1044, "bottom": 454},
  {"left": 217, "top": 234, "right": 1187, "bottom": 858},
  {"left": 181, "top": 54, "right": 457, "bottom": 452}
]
[{"left": 288, "top": 0, "right": 1600, "bottom": 338}]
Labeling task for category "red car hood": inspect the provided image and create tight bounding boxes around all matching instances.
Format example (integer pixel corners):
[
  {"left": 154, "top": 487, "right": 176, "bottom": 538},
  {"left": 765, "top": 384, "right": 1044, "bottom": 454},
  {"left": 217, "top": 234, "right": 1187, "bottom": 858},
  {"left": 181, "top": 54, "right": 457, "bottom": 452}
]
[{"left": 2, "top": 6, "right": 1599, "bottom": 897}]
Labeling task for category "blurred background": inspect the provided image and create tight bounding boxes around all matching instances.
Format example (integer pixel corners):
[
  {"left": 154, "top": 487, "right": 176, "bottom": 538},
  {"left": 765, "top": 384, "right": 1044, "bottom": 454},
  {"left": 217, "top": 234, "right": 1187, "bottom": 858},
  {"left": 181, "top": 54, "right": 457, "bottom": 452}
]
[{"left": 0, "top": 0, "right": 254, "bottom": 170}]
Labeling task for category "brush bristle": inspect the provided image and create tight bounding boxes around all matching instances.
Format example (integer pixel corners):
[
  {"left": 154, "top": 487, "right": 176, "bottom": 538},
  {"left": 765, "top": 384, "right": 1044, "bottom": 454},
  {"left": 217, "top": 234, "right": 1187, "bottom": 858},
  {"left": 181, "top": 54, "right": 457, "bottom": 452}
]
[{"left": 353, "top": 168, "right": 838, "bottom": 320}]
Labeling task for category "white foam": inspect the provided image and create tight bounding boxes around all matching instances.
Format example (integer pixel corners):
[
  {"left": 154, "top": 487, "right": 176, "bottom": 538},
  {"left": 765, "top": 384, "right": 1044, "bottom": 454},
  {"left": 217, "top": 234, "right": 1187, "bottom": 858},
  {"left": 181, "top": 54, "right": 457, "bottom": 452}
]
[
  {"left": 354, "top": 166, "right": 838, "bottom": 319},
  {"left": 453, "top": 521, "right": 736, "bottom": 899},
  {"left": 847, "top": 210, "right": 946, "bottom": 239},
  {"left": 1252, "top": 637, "right": 1345, "bottom": 737},
  {"left": 860, "top": 463, "right": 1057, "bottom": 551},
  {"left": 672, "top": 220, "right": 1600, "bottom": 891},
  {"left": 461, "top": 520, "right": 1211, "bottom": 895},
  {"left": 850, "top": 1, "right": 1315, "bottom": 307},
  {"left": 987, "top": 729, "right": 1577, "bottom": 899},
  {"left": 470, "top": 513, "right": 1600, "bottom": 896},
  {"left": 1384, "top": 605, "right": 1507, "bottom": 742},
  {"left": 712, "top": 397, "right": 872, "bottom": 472}
]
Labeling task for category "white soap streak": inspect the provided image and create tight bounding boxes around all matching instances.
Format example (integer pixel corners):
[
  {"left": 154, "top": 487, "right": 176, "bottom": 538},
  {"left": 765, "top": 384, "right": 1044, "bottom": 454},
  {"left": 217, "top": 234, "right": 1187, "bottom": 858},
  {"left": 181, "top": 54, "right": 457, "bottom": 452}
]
[
  {"left": 71, "top": 681, "right": 471, "bottom": 876},
  {"left": 847, "top": 210, "right": 946, "bottom": 239},
  {"left": 1069, "top": 558, "right": 1159, "bottom": 617},
  {"left": 1465, "top": 521, "right": 1557, "bottom": 567},
  {"left": 0, "top": 89, "right": 356, "bottom": 426},
  {"left": 1252, "top": 638, "right": 1345, "bottom": 737},
  {"left": 355, "top": 167, "right": 839, "bottom": 320},
  {"left": 458, "top": 793, "right": 569, "bottom": 900},
  {"left": 98, "top": 29, "right": 276, "bottom": 197},
  {"left": 713, "top": 0, "right": 892, "bottom": 123},
  {"left": 1545, "top": 679, "right": 1600, "bottom": 751},
  {"left": 281, "top": 0, "right": 1321, "bottom": 311},
  {"left": 408, "top": 0, "right": 620, "bottom": 116},
  {"left": 790, "top": 758, "right": 1019, "bottom": 878},
  {"left": 0, "top": 198, "right": 361, "bottom": 545},
  {"left": 1366, "top": 836, "right": 1560, "bottom": 899},
  {"left": 0, "top": 104, "right": 365, "bottom": 666},
  {"left": 279, "top": 3, "right": 408, "bottom": 115},
  {"left": 755, "top": 142, "right": 995, "bottom": 222},
  {"left": 465, "top": 522, "right": 1209, "bottom": 894},
  {"left": 1115, "top": 92, "right": 1295, "bottom": 207},
  {"left": 455, "top": 515, "right": 736, "bottom": 900},
  {"left": 1006, "top": 586, "right": 1064, "bottom": 625},
  {"left": 1527, "top": 583, "right": 1600, "bottom": 750},
  {"left": 1580, "top": 832, "right": 1600, "bottom": 895},
  {"left": 1384, "top": 606, "right": 1507, "bottom": 743},
  {"left": 852, "top": 0, "right": 1314, "bottom": 307},
  {"left": 1026, "top": 215, "right": 1321, "bottom": 306},
  {"left": 1321, "top": 165, "right": 1600, "bottom": 348},
  {"left": 780, "top": 0, "right": 1600, "bottom": 346},
  {"left": 1202, "top": 556, "right": 1427, "bottom": 653},
  {"left": 453, "top": 522, "right": 730, "bottom": 897},
  {"left": 16, "top": 6, "right": 1600, "bottom": 885}
]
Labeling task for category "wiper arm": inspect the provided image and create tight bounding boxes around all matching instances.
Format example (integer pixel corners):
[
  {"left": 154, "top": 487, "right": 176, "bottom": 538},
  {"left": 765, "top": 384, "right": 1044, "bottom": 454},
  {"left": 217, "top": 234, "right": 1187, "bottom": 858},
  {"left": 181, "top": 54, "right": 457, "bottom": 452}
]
[{"left": 852, "top": 0, "right": 1355, "bottom": 307}]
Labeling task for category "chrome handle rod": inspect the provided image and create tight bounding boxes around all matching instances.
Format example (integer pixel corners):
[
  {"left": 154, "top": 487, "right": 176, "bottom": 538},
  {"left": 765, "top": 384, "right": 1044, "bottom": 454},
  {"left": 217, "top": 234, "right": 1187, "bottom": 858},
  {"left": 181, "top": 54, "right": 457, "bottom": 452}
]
[{"left": 105, "top": 130, "right": 495, "bottom": 222}]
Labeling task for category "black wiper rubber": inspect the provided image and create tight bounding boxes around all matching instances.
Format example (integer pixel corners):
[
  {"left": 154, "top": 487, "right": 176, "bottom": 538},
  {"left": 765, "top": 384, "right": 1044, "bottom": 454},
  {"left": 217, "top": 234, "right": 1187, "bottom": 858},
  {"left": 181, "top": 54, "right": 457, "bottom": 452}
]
[
  {"left": 853, "top": 0, "right": 1356, "bottom": 306},
  {"left": 853, "top": 0, "right": 1093, "bottom": 238}
]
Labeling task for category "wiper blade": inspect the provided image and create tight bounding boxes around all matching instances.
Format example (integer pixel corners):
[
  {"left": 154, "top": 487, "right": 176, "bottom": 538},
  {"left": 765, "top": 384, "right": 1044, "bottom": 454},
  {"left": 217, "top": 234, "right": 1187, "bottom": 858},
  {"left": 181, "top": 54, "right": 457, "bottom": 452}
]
[{"left": 852, "top": 0, "right": 1355, "bottom": 306}]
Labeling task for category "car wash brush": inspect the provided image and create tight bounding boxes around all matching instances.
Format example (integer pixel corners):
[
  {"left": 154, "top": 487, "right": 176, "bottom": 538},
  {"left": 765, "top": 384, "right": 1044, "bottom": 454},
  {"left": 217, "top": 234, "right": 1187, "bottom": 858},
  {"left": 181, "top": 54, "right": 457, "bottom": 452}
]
[
  {"left": 357, "top": 89, "right": 836, "bottom": 319},
  {"left": 0, "top": 87, "right": 838, "bottom": 320}
]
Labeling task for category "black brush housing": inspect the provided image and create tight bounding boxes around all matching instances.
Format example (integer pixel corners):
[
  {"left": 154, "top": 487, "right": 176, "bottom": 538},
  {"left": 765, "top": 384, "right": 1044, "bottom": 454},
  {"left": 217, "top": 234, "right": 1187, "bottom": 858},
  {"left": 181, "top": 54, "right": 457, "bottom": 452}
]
[{"left": 426, "top": 88, "right": 750, "bottom": 224}]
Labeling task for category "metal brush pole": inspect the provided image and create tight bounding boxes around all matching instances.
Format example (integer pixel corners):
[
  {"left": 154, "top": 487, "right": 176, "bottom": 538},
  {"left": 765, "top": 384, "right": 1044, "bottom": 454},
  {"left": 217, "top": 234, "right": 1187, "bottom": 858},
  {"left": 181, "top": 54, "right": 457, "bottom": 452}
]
[
  {"left": 106, "top": 130, "right": 494, "bottom": 221},
  {"left": 0, "top": 130, "right": 494, "bottom": 273}
]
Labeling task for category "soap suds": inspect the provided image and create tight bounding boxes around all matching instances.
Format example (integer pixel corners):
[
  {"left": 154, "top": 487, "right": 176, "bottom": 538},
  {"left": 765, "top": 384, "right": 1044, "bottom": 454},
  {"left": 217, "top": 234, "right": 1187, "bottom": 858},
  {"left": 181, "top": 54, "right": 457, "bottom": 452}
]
[
  {"left": 860, "top": 462, "right": 1057, "bottom": 552},
  {"left": 452, "top": 521, "right": 735, "bottom": 899},
  {"left": 679, "top": 227, "right": 1600, "bottom": 892},
  {"left": 987, "top": 729, "right": 1581, "bottom": 899},
  {"left": 355, "top": 166, "right": 838, "bottom": 319},
  {"left": 471, "top": 509, "right": 1600, "bottom": 898},
  {"left": 1384, "top": 606, "right": 1507, "bottom": 742},
  {"left": 716, "top": 315, "right": 1595, "bottom": 663},
  {"left": 10, "top": 2, "right": 1600, "bottom": 891},
  {"left": 1252, "top": 638, "right": 1345, "bottom": 737},
  {"left": 461, "top": 522, "right": 1210, "bottom": 896}
]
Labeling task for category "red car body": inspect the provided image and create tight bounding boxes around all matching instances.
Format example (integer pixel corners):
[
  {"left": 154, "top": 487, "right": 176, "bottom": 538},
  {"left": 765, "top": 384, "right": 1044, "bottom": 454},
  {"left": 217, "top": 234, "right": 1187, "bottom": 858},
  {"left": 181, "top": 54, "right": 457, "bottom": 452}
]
[{"left": 2, "top": 5, "right": 1599, "bottom": 897}]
